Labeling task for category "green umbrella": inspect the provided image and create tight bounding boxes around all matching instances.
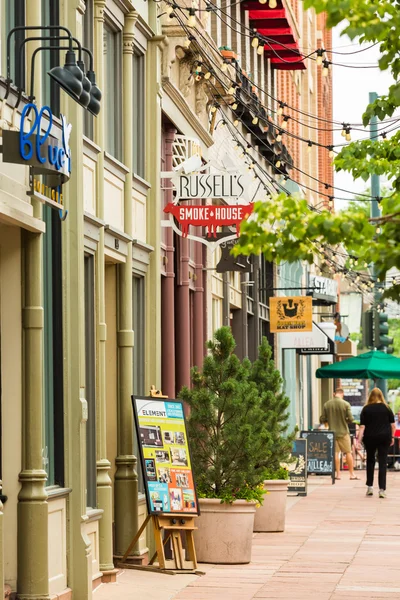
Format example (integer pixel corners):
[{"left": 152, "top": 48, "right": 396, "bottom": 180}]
[{"left": 316, "top": 350, "right": 400, "bottom": 380}]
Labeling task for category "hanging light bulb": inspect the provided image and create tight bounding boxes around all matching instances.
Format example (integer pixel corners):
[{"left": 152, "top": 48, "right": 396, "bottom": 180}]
[
  {"left": 276, "top": 131, "right": 282, "bottom": 142},
  {"left": 316, "top": 48, "right": 324, "bottom": 66},
  {"left": 277, "top": 102, "right": 284, "bottom": 116},
  {"left": 166, "top": 5, "right": 174, "bottom": 15},
  {"left": 210, "top": 105, "right": 217, "bottom": 113},
  {"left": 227, "top": 85, "right": 235, "bottom": 95},
  {"left": 231, "top": 102, "right": 238, "bottom": 110},
  {"left": 239, "top": 150, "right": 245, "bottom": 158},
  {"left": 276, "top": 160, "right": 281, "bottom": 169},
  {"left": 204, "top": 71, "right": 211, "bottom": 80},
  {"left": 196, "top": 63, "right": 202, "bottom": 73},
  {"left": 195, "top": 74, "right": 202, "bottom": 81},
  {"left": 269, "top": 0, "right": 277, "bottom": 7},
  {"left": 221, "top": 61, "right": 228, "bottom": 72},
  {"left": 258, "top": 0, "right": 267, "bottom": 4},
  {"left": 252, "top": 36, "right": 259, "bottom": 48},
  {"left": 252, "top": 116, "right": 259, "bottom": 125},
  {"left": 322, "top": 60, "right": 330, "bottom": 77},
  {"left": 234, "top": 143, "right": 240, "bottom": 150},
  {"left": 257, "top": 43, "right": 265, "bottom": 55},
  {"left": 233, "top": 119, "right": 239, "bottom": 126},
  {"left": 187, "top": 8, "right": 196, "bottom": 27},
  {"left": 307, "top": 141, "right": 313, "bottom": 153},
  {"left": 281, "top": 116, "right": 289, "bottom": 129},
  {"left": 345, "top": 127, "right": 352, "bottom": 142},
  {"left": 341, "top": 124, "right": 347, "bottom": 138}
]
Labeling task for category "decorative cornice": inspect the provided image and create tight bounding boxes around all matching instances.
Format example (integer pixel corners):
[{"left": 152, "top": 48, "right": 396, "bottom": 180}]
[{"left": 162, "top": 79, "right": 214, "bottom": 148}]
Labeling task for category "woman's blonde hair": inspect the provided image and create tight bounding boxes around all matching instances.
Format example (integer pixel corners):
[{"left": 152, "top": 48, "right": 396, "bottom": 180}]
[{"left": 366, "top": 387, "right": 388, "bottom": 407}]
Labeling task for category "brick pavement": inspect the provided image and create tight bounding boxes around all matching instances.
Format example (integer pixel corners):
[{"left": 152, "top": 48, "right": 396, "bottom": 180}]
[{"left": 94, "top": 472, "right": 400, "bottom": 600}]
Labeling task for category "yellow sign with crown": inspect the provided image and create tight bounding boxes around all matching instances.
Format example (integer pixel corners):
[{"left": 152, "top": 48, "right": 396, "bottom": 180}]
[{"left": 269, "top": 296, "right": 313, "bottom": 333}]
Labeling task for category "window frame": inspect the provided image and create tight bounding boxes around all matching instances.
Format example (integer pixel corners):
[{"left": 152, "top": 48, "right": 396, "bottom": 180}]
[
  {"left": 83, "top": 0, "right": 94, "bottom": 140},
  {"left": 132, "top": 274, "right": 145, "bottom": 494},
  {"left": 103, "top": 20, "right": 123, "bottom": 161},
  {"left": 5, "top": 0, "right": 26, "bottom": 89},
  {"left": 132, "top": 47, "right": 146, "bottom": 178}
]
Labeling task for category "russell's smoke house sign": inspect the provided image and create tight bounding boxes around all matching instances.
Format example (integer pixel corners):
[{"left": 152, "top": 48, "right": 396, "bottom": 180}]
[{"left": 163, "top": 164, "right": 254, "bottom": 250}]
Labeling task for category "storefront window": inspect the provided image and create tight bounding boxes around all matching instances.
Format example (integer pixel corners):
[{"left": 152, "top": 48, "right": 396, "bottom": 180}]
[
  {"left": 43, "top": 206, "right": 64, "bottom": 487},
  {"left": 84, "top": 254, "right": 97, "bottom": 508},
  {"left": 104, "top": 23, "right": 122, "bottom": 161},
  {"left": 133, "top": 275, "right": 145, "bottom": 493}
]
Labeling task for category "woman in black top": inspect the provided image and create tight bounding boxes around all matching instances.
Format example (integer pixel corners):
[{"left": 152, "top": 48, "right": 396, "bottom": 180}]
[{"left": 358, "top": 388, "right": 395, "bottom": 498}]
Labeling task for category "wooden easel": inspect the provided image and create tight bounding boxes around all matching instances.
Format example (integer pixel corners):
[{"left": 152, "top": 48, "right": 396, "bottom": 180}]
[
  {"left": 118, "top": 387, "right": 199, "bottom": 574},
  {"left": 118, "top": 513, "right": 198, "bottom": 573}
]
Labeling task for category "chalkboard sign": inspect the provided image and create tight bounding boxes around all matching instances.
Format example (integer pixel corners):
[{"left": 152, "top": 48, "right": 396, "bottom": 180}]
[
  {"left": 300, "top": 430, "right": 335, "bottom": 485},
  {"left": 287, "top": 438, "right": 307, "bottom": 496}
]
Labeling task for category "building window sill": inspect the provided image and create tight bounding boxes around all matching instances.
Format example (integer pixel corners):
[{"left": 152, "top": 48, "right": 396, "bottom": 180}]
[
  {"left": 46, "top": 486, "right": 72, "bottom": 500},
  {"left": 104, "top": 152, "right": 130, "bottom": 181},
  {"left": 132, "top": 173, "right": 151, "bottom": 195},
  {"left": 86, "top": 508, "right": 104, "bottom": 522}
]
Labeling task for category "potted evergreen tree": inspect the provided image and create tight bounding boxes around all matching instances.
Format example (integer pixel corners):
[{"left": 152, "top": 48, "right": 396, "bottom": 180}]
[
  {"left": 179, "top": 327, "right": 272, "bottom": 564},
  {"left": 250, "top": 337, "right": 295, "bottom": 532}
]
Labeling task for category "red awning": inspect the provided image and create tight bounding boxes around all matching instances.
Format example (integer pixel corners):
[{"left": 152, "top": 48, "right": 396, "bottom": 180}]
[{"left": 242, "top": 2, "right": 306, "bottom": 70}]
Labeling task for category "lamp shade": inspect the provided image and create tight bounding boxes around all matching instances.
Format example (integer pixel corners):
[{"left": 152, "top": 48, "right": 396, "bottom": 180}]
[
  {"left": 48, "top": 50, "right": 83, "bottom": 100},
  {"left": 86, "top": 70, "right": 102, "bottom": 116},
  {"left": 77, "top": 60, "right": 91, "bottom": 108}
]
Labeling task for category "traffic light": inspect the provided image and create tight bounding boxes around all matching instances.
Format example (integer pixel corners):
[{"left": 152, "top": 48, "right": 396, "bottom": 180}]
[
  {"left": 362, "top": 311, "right": 374, "bottom": 348},
  {"left": 374, "top": 311, "right": 394, "bottom": 350}
]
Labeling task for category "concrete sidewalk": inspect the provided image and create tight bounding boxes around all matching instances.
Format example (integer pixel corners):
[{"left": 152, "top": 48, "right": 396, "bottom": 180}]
[{"left": 94, "top": 473, "right": 400, "bottom": 600}]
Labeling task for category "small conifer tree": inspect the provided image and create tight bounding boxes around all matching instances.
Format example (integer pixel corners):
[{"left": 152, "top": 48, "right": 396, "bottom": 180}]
[
  {"left": 250, "top": 337, "right": 296, "bottom": 477},
  {"left": 179, "top": 327, "right": 291, "bottom": 503}
]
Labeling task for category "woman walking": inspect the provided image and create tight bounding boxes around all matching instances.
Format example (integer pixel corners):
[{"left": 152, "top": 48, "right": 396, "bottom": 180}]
[{"left": 358, "top": 388, "right": 395, "bottom": 498}]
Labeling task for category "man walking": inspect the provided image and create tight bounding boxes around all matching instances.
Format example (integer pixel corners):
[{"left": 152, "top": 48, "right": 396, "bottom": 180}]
[{"left": 320, "top": 388, "right": 360, "bottom": 480}]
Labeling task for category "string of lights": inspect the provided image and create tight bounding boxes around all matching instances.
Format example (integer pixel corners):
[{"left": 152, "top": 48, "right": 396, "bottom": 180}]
[{"left": 163, "top": 0, "right": 400, "bottom": 130}]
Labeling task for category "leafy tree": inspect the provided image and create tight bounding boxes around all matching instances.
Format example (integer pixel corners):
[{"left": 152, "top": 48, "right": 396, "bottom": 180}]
[
  {"left": 179, "top": 328, "right": 292, "bottom": 502},
  {"left": 234, "top": 1, "right": 400, "bottom": 300}
]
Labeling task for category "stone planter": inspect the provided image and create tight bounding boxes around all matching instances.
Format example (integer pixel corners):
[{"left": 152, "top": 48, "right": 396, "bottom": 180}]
[
  {"left": 194, "top": 498, "right": 256, "bottom": 564},
  {"left": 254, "top": 480, "right": 289, "bottom": 533}
]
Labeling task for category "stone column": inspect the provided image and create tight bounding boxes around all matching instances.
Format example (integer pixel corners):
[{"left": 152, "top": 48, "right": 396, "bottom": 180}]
[
  {"left": 161, "top": 126, "right": 176, "bottom": 398},
  {"left": 114, "top": 10, "right": 139, "bottom": 560},
  {"left": 176, "top": 237, "right": 191, "bottom": 393},
  {"left": 17, "top": 1, "right": 49, "bottom": 598},
  {"left": 93, "top": 0, "right": 115, "bottom": 575}
]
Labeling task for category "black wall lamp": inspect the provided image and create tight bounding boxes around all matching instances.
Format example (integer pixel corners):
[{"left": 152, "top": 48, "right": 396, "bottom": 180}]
[{"left": 5, "top": 25, "right": 101, "bottom": 115}]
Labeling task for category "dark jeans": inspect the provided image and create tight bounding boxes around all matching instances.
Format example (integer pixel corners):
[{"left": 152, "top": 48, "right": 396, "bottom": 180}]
[{"left": 364, "top": 437, "right": 391, "bottom": 490}]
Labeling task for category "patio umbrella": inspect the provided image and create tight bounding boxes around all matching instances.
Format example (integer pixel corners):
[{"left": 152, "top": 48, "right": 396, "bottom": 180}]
[{"left": 316, "top": 350, "right": 400, "bottom": 380}]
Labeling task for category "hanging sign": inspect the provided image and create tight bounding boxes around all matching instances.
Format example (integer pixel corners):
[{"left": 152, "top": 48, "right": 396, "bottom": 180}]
[
  {"left": 270, "top": 296, "right": 313, "bottom": 333},
  {"left": 132, "top": 397, "right": 199, "bottom": 515},
  {"left": 174, "top": 173, "right": 245, "bottom": 200},
  {"left": 2, "top": 104, "right": 72, "bottom": 183},
  {"left": 216, "top": 235, "right": 252, "bottom": 273},
  {"left": 309, "top": 275, "right": 338, "bottom": 305},
  {"left": 287, "top": 438, "right": 307, "bottom": 496},
  {"left": 164, "top": 202, "right": 253, "bottom": 238}
]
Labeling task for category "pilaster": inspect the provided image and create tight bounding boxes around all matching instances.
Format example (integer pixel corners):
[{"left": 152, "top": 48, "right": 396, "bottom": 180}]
[
  {"left": 93, "top": 0, "right": 115, "bottom": 575},
  {"left": 114, "top": 10, "right": 139, "bottom": 559}
]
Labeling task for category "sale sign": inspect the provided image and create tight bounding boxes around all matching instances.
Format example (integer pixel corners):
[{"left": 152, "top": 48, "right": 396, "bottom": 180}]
[{"left": 132, "top": 397, "right": 199, "bottom": 515}]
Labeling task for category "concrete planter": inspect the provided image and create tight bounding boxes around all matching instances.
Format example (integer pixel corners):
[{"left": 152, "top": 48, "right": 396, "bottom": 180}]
[
  {"left": 194, "top": 498, "right": 256, "bottom": 564},
  {"left": 254, "top": 480, "right": 289, "bottom": 532}
]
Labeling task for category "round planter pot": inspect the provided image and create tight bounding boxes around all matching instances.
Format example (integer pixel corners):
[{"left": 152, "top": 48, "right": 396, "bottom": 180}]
[
  {"left": 254, "top": 479, "right": 289, "bottom": 533},
  {"left": 194, "top": 498, "right": 256, "bottom": 564}
]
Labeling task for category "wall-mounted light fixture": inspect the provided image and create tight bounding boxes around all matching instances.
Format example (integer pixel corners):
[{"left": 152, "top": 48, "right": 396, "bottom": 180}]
[{"left": 5, "top": 25, "right": 101, "bottom": 115}]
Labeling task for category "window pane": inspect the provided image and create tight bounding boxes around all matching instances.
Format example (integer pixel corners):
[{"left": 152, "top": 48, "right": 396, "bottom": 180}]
[
  {"left": 85, "top": 255, "right": 97, "bottom": 508},
  {"left": 104, "top": 25, "right": 122, "bottom": 160},
  {"left": 83, "top": 0, "right": 94, "bottom": 139},
  {"left": 5, "top": 0, "right": 25, "bottom": 88},
  {"left": 133, "top": 51, "right": 145, "bottom": 177},
  {"left": 41, "top": 0, "right": 60, "bottom": 114}
]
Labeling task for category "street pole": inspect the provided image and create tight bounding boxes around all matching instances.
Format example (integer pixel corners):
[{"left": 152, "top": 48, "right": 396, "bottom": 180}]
[{"left": 369, "top": 91, "right": 387, "bottom": 397}]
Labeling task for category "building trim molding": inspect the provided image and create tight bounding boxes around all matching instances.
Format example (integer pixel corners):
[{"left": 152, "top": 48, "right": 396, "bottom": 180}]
[{"left": 162, "top": 80, "right": 214, "bottom": 148}]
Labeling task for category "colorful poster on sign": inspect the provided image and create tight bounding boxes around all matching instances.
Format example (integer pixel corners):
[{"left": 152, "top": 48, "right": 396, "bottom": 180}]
[
  {"left": 269, "top": 296, "right": 313, "bottom": 333},
  {"left": 132, "top": 397, "right": 199, "bottom": 515}
]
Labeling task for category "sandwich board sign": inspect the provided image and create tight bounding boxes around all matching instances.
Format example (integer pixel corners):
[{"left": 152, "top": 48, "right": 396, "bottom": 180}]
[{"left": 132, "top": 397, "right": 199, "bottom": 515}]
